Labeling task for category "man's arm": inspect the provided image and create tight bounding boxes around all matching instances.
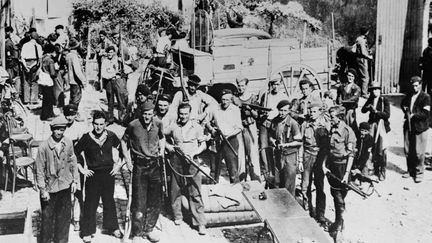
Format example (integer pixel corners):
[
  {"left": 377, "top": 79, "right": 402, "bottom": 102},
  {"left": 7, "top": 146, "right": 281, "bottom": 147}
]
[
  {"left": 375, "top": 97, "right": 390, "bottom": 120},
  {"left": 68, "top": 142, "right": 80, "bottom": 193},
  {"left": 72, "top": 54, "right": 87, "bottom": 86},
  {"left": 35, "top": 146, "right": 47, "bottom": 194},
  {"left": 412, "top": 94, "right": 431, "bottom": 120},
  {"left": 342, "top": 128, "right": 357, "bottom": 183}
]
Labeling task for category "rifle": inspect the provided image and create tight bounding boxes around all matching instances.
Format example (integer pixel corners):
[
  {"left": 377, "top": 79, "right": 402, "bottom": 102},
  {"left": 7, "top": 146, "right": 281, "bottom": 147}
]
[
  {"left": 178, "top": 47, "right": 189, "bottom": 102},
  {"left": 215, "top": 127, "right": 238, "bottom": 158},
  {"left": 123, "top": 170, "right": 132, "bottom": 240},
  {"left": 405, "top": 109, "right": 412, "bottom": 133},
  {"left": 325, "top": 171, "right": 368, "bottom": 199},
  {"left": 173, "top": 147, "right": 217, "bottom": 184},
  {"left": 159, "top": 156, "right": 169, "bottom": 198},
  {"left": 241, "top": 103, "right": 272, "bottom": 112}
]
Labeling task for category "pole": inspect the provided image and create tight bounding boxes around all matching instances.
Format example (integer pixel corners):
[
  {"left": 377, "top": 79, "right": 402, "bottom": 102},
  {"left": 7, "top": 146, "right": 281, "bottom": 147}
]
[{"left": 300, "top": 22, "right": 307, "bottom": 64}]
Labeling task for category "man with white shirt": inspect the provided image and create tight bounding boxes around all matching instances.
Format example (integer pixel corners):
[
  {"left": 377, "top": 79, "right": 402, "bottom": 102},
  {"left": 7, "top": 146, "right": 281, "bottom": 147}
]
[
  {"left": 207, "top": 89, "right": 243, "bottom": 183},
  {"left": 54, "top": 25, "right": 69, "bottom": 50},
  {"left": 21, "top": 32, "right": 43, "bottom": 104},
  {"left": 401, "top": 76, "right": 430, "bottom": 183}
]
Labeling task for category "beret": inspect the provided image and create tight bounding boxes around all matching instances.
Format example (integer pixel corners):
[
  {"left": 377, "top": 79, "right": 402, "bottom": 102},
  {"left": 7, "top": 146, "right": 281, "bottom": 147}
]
[
  {"left": 347, "top": 68, "right": 357, "bottom": 77},
  {"left": 187, "top": 74, "right": 201, "bottom": 85},
  {"left": 220, "top": 89, "right": 233, "bottom": 96},
  {"left": 359, "top": 122, "right": 371, "bottom": 131},
  {"left": 136, "top": 84, "right": 151, "bottom": 96},
  {"left": 277, "top": 99, "right": 290, "bottom": 109},
  {"left": 139, "top": 101, "right": 155, "bottom": 111},
  {"left": 50, "top": 116, "right": 69, "bottom": 128},
  {"left": 63, "top": 104, "right": 78, "bottom": 116},
  {"left": 158, "top": 94, "right": 172, "bottom": 102}
]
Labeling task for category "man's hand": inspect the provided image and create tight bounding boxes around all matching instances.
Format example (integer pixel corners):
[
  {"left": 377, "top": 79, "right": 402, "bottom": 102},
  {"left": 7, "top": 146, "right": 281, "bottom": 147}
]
[
  {"left": 298, "top": 161, "right": 304, "bottom": 172},
  {"left": 322, "top": 166, "right": 330, "bottom": 175},
  {"left": 81, "top": 168, "right": 94, "bottom": 178},
  {"left": 125, "top": 159, "right": 133, "bottom": 172},
  {"left": 109, "top": 163, "right": 122, "bottom": 176},
  {"left": 41, "top": 191, "right": 50, "bottom": 201},
  {"left": 341, "top": 173, "right": 349, "bottom": 184},
  {"left": 166, "top": 144, "right": 175, "bottom": 153},
  {"left": 71, "top": 182, "right": 78, "bottom": 193}
]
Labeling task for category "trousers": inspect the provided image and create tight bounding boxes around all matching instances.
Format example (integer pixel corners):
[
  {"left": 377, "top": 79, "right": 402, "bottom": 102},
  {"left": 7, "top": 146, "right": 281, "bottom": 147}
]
[
  {"left": 104, "top": 78, "right": 127, "bottom": 121},
  {"left": 242, "top": 124, "right": 261, "bottom": 181},
  {"left": 81, "top": 170, "right": 118, "bottom": 236},
  {"left": 275, "top": 152, "right": 297, "bottom": 195},
  {"left": 131, "top": 163, "right": 162, "bottom": 236},
  {"left": 301, "top": 151, "right": 326, "bottom": 217},
  {"left": 69, "top": 84, "right": 82, "bottom": 108},
  {"left": 40, "top": 86, "right": 55, "bottom": 120},
  {"left": 217, "top": 135, "right": 240, "bottom": 183},
  {"left": 40, "top": 187, "right": 71, "bottom": 243},
  {"left": 404, "top": 129, "right": 428, "bottom": 177},
  {"left": 170, "top": 155, "right": 206, "bottom": 226}
]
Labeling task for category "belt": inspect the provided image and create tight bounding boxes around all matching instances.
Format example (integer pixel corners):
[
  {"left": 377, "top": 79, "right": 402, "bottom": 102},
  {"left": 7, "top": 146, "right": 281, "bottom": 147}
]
[{"left": 329, "top": 154, "right": 348, "bottom": 163}]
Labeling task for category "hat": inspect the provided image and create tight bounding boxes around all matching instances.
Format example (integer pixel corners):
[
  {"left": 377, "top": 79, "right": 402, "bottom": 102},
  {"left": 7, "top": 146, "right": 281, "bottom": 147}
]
[
  {"left": 309, "top": 101, "right": 323, "bottom": 109},
  {"left": 99, "top": 30, "right": 107, "bottom": 36},
  {"left": 187, "top": 74, "right": 201, "bottom": 86},
  {"left": 269, "top": 73, "right": 282, "bottom": 83},
  {"left": 50, "top": 116, "right": 69, "bottom": 128},
  {"left": 69, "top": 38, "right": 80, "bottom": 49},
  {"left": 368, "top": 81, "right": 381, "bottom": 91},
  {"left": 136, "top": 84, "right": 151, "bottom": 97},
  {"left": 63, "top": 104, "right": 78, "bottom": 116},
  {"left": 236, "top": 75, "right": 248, "bottom": 84},
  {"left": 158, "top": 94, "right": 172, "bottom": 103},
  {"left": 329, "top": 105, "right": 346, "bottom": 116},
  {"left": 359, "top": 122, "right": 371, "bottom": 131},
  {"left": 410, "top": 76, "right": 422, "bottom": 84},
  {"left": 139, "top": 101, "right": 155, "bottom": 112},
  {"left": 347, "top": 68, "right": 357, "bottom": 77},
  {"left": 277, "top": 100, "right": 290, "bottom": 110},
  {"left": 30, "top": 32, "right": 39, "bottom": 40},
  {"left": 220, "top": 89, "right": 233, "bottom": 97}
]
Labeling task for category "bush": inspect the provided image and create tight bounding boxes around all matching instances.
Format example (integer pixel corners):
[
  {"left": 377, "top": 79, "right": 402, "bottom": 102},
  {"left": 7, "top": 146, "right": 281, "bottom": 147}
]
[{"left": 72, "top": 0, "right": 184, "bottom": 57}]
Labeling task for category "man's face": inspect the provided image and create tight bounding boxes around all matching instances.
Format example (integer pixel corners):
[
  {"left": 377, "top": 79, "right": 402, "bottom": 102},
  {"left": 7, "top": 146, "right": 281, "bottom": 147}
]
[
  {"left": 346, "top": 72, "right": 355, "bottom": 84},
  {"left": 93, "top": 118, "right": 106, "bottom": 135},
  {"left": 100, "top": 34, "right": 106, "bottom": 41},
  {"left": 136, "top": 93, "right": 147, "bottom": 103},
  {"left": 330, "top": 111, "right": 341, "bottom": 126},
  {"left": 55, "top": 28, "right": 63, "bottom": 35},
  {"left": 157, "top": 100, "right": 169, "bottom": 115},
  {"left": 300, "top": 84, "right": 311, "bottom": 97},
  {"left": 360, "top": 129, "right": 369, "bottom": 137},
  {"left": 188, "top": 83, "right": 197, "bottom": 95},
  {"left": 412, "top": 81, "right": 421, "bottom": 93},
  {"left": 142, "top": 110, "right": 154, "bottom": 125},
  {"left": 237, "top": 81, "right": 247, "bottom": 95},
  {"left": 270, "top": 81, "right": 280, "bottom": 94},
  {"left": 309, "top": 107, "right": 321, "bottom": 120},
  {"left": 113, "top": 34, "right": 119, "bottom": 43},
  {"left": 52, "top": 127, "right": 66, "bottom": 140},
  {"left": 65, "top": 114, "right": 76, "bottom": 124},
  {"left": 178, "top": 107, "right": 191, "bottom": 125},
  {"left": 372, "top": 89, "right": 381, "bottom": 97},
  {"left": 278, "top": 105, "right": 290, "bottom": 119},
  {"left": 221, "top": 94, "right": 232, "bottom": 109},
  {"left": 107, "top": 50, "right": 115, "bottom": 59}
]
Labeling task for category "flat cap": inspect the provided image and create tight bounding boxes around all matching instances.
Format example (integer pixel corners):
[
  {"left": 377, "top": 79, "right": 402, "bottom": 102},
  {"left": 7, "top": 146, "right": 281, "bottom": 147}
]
[
  {"left": 187, "top": 74, "right": 201, "bottom": 86},
  {"left": 277, "top": 99, "right": 290, "bottom": 109},
  {"left": 50, "top": 116, "right": 69, "bottom": 128},
  {"left": 359, "top": 122, "right": 371, "bottom": 131},
  {"left": 309, "top": 101, "right": 323, "bottom": 109},
  {"left": 220, "top": 89, "right": 233, "bottom": 96},
  {"left": 368, "top": 81, "right": 381, "bottom": 90},
  {"left": 63, "top": 104, "right": 78, "bottom": 116},
  {"left": 139, "top": 101, "right": 155, "bottom": 112},
  {"left": 347, "top": 68, "right": 357, "bottom": 77},
  {"left": 136, "top": 84, "right": 151, "bottom": 96}
]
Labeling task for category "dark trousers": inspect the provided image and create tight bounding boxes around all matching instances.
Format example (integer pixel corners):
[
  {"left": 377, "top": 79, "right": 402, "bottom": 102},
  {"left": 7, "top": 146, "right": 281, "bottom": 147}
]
[
  {"left": 217, "top": 135, "right": 240, "bottom": 183},
  {"left": 259, "top": 125, "right": 270, "bottom": 173},
  {"left": 6, "top": 65, "right": 21, "bottom": 99},
  {"left": 404, "top": 129, "right": 427, "bottom": 177},
  {"left": 40, "top": 187, "right": 71, "bottom": 243},
  {"left": 356, "top": 58, "right": 369, "bottom": 96},
  {"left": 131, "top": 163, "right": 162, "bottom": 237},
  {"left": 54, "top": 70, "right": 66, "bottom": 107},
  {"left": 301, "top": 152, "right": 326, "bottom": 217},
  {"left": 40, "top": 86, "right": 55, "bottom": 120},
  {"left": 69, "top": 84, "right": 82, "bottom": 108},
  {"left": 104, "top": 78, "right": 127, "bottom": 121},
  {"left": 81, "top": 170, "right": 118, "bottom": 236},
  {"left": 327, "top": 160, "right": 348, "bottom": 224},
  {"left": 276, "top": 152, "right": 297, "bottom": 195},
  {"left": 23, "top": 74, "right": 38, "bottom": 103},
  {"left": 170, "top": 155, "right": 206, "bottom": 226}
]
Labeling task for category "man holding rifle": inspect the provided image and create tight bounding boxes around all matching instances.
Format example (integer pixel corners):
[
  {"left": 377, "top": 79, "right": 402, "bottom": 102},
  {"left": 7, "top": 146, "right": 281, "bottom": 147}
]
[
  {"left": 121, "top": 101, "right": 166, "bottom": 242},
  {"left": 165, "top": 102, "right": 208, "bottom": 235},
  {"left": 401, "top": 76, "right": 430, "bottom": 183},
  {"left": 322, "top": 106, "right": 356, "bottom": 237}
]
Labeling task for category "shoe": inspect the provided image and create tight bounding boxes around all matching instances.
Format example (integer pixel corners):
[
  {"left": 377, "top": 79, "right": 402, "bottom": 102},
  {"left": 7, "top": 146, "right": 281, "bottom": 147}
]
[
  {"left": 146, "top": 231, "right": 160, "bottom": 242},
  {"left": 73, "top": 220, "right": 80, "bottom": 231},
  {"left": 174, "top": 219, "right": 183, "bottom": 226},
  {"left": 402, "top": 172, "right": 411, "bottom": 178},
  {"left": 414, "top": 177, "right": 423, "bottom": 183},
  {"left": 111, "top": 229, "right": 123, "bottom": 238},
  {"left": 82, "top": 235, "right": 92, "bottom": 243},
  {"left": 198, "top": 225, "right": 207, "bottom": 235}
]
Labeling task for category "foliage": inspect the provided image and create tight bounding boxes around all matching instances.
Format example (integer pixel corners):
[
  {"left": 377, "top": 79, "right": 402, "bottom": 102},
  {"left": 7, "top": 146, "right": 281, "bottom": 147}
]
[{"left": 72, "top": 0, "right": 184, "bottom": 57}]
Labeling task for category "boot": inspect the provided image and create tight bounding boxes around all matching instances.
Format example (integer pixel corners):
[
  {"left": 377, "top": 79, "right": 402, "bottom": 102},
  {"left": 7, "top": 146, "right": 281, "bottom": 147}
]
[
  {"left": 379, "top": 166, "right": 386, "bottom": 181},
  {"left": 329, "top": 205, "right": 344, "bottom": 233}
]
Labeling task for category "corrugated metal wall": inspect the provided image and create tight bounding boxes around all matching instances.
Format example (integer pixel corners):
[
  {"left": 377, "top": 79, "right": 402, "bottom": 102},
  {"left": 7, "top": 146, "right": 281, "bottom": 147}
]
[
  {"left": 375, "top": 0, "right": 409, "bottom": 93},
  {"left": 399, "top": 0, "right": 430, "bottom": 93}
]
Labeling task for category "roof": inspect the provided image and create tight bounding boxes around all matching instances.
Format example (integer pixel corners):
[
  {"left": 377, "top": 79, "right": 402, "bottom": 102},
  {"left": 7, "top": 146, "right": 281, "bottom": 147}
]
[{"left": 214, "top": 28, "right": 272, "bottom": 40}]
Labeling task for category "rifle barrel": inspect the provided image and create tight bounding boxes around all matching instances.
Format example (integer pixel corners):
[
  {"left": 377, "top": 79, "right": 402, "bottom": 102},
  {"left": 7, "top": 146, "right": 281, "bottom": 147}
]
[{"left": 174, "top": 148, "right": 217, "bottom": 184}]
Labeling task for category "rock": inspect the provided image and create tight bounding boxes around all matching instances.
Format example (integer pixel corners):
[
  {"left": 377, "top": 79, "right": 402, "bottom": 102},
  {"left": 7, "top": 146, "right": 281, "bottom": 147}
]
[{"left": 403, "top": 187, "right": 409, "bottom": 191}]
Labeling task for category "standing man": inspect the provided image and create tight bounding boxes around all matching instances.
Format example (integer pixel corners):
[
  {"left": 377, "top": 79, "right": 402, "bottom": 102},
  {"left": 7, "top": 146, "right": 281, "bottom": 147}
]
[
  {"left": 155, "top": 94, "right": 174, "bottom": 130},
  {"left": 35, "top": 116, "right": 79, "bottom": 243},
  {"left": 361, "top": 82, "right": 390, "bottom": 180},
  {"left": 401, "top": 76, "right": 430, "bottom": 183},
  {"left": 5, "top": 26, "right": 20, "bottom": 96},
  {"left": 268, "top": 100, "right": 302, "bottom": 195},
  {"left": 336, "top": 68, "right": 361, "bottom": 136},
  {"left": 322, "top": 106, "right": 356, "bottom": 236},
  {"left": 21, "top": 32, "right": 42, "bottom": 105},
  {"left": 40, "top": 44, "right": 57, "bottom": 121},
  {"left": 259, "top": 76, "right": 288, "bottom": 179},
  {"left": 121, "top": 101, "right": 165, "bottom": 242},
  {"left": 101, "top": 46, "right": 127, "bottom": 123},
  {"left": 355, "top": 27, "right": 373, "bottom": 98},
  {"left": 54, "top": 25, "right": 69, "bottom": 49},
  {"left": 420, "top": 38, "right": 432, "bottom": 95},
  {"left": 96, "top": 30, "right": 115, "bottom": 83},
  {"left": 207, "top": 89, "right": 243, "bottom": 183},
  {"left": 74, "top": 111, "right": 124, "bottom": 242},
  {"left": 298, "top": 102, "right": 329, "bottom": 226},
  {"left": 123, "top": 84, "right": 152, "bottom": 126},
  {"left": 66, "top": 38, "right": 87, "bottom": 121},
  {"left": 165, "top": 103, "right": 207, "bottom": 235},
  {"left": 169, "top": 74, "right": 218, "bottom": 123},
  {"left": 291, "top": 79, "right": 322, "bottom": 124},
  {"left": 233, "top": 76, "right": 261, "bottom": 181}
]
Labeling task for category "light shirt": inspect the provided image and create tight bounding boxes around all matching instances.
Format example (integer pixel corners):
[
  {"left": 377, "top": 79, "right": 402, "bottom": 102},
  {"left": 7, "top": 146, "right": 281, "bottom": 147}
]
[
  {"left": 156, "top": 36, "right": 171, "bottom": 54},
  {"left": 101, "top": 56, "right": 119, "bottom": 79},
  {"left": 213, "top": 104, "right": 242, "bottom": 137},
  {"left": 21, "top": 39, "right": 42, "bottom": 60},
  {"left": 55, "top": 33, "right": 69, "bottom": 49},
  {"left": 172, "top": 39, "right": 189, "bottom": 50},
  {"left": 64, "top": 120, "right": 91, "bottom": 143},
  {"left": 169, "top": 90, "right": 218, "bottom": 121},
  {"left": 410, "top": 92, "right": 420, "bottom": 112},
  {"left": 166, "top": 120, "right": 203, "bottom": 156},
  {"left": 373, "top": 96, "right": 379, "bottom": 110},
  {"left": 262, "top": 92, "right": 288, "bottom": 120}
]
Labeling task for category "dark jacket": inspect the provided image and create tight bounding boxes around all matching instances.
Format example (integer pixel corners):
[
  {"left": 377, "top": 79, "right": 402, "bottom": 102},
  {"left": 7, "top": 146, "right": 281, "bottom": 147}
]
[
  {"left": 401, "top": 91, "right": 431, "bottom": 134},
  {"left": 336, "top": 83, "right": 361, "bottom": 109},
  {"left": 361, "top": 95, "right": 391, "bottom": 132}
]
